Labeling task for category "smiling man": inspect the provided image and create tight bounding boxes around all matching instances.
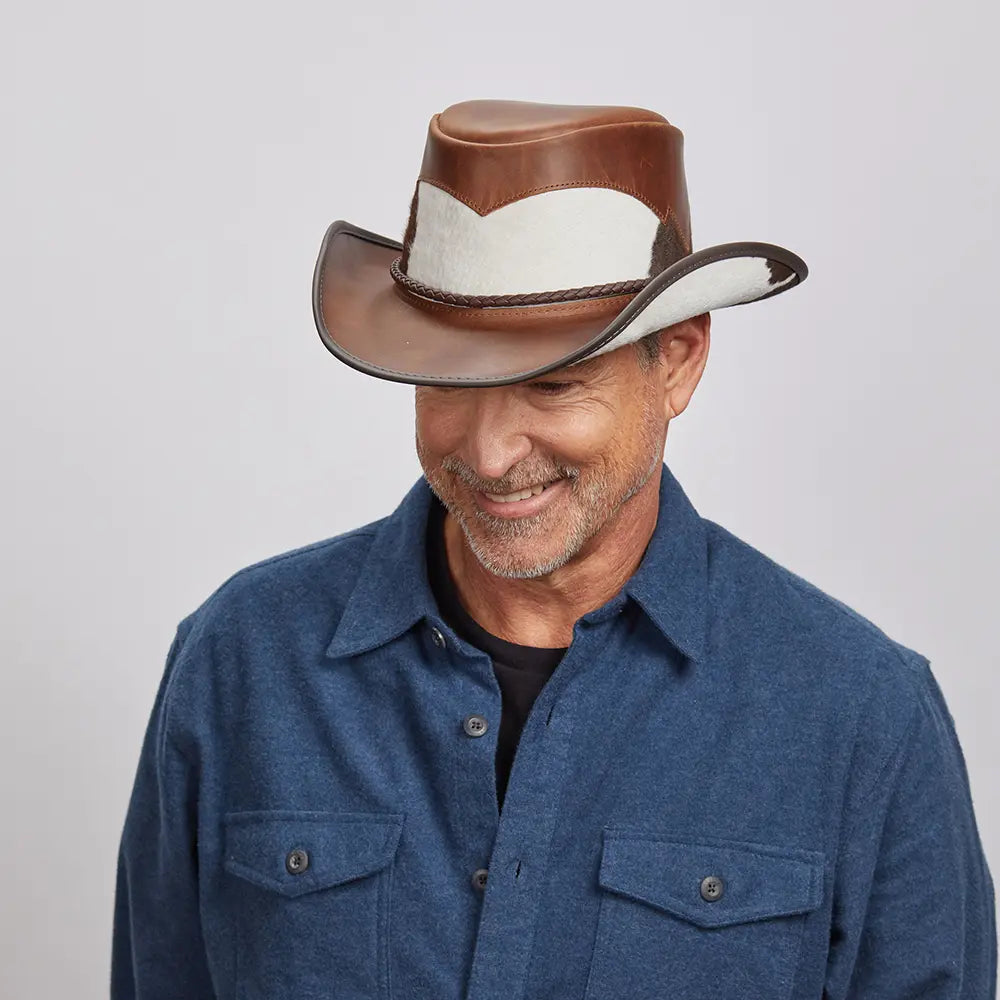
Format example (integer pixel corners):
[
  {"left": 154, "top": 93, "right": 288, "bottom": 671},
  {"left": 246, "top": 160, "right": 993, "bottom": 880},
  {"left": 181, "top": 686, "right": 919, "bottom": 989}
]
[{"left": 111, "top": 100, "right": 996, "bottom": 1000}]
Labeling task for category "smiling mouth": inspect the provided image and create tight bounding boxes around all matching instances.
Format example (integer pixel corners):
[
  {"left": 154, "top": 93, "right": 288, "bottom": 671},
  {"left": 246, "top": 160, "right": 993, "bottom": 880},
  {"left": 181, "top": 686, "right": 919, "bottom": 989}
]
[{"left": 481, "top": 478, "right": 561, "bottom": 503}]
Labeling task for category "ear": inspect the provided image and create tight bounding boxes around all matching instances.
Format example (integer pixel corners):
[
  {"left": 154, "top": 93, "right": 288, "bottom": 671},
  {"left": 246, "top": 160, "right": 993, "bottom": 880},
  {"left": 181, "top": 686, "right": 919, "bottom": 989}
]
[{"left": 660, "top": 312, "right": 711, "bottom": 422}]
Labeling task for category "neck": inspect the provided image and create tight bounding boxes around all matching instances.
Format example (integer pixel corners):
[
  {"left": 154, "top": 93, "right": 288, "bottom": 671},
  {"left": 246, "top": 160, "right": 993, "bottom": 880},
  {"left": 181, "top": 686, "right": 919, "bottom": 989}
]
[{"left": 442, "top": 468, "right": 661, "bottom": 647}]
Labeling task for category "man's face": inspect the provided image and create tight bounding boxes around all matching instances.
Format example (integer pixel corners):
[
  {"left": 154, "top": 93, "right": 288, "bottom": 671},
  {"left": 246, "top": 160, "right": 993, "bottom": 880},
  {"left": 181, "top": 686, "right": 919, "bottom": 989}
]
[{"left": 414, "top": 318, "right": 708, "bottom": 580}]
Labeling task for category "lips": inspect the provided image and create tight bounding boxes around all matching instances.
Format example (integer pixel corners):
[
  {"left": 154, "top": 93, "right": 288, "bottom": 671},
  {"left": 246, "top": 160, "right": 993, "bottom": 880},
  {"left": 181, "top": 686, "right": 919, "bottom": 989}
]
[
  {"left": 481, "top": 478, "right": 560, "bottom": 503},
  {"left": 474, "top": 476, "right": 567, "bottom": 519}
]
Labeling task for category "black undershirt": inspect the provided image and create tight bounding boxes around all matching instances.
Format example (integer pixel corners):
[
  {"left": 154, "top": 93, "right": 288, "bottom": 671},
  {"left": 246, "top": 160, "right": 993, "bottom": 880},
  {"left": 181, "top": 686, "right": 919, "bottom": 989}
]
[{"left": 425, "top": 494, "right": 568, "bottom": 814}]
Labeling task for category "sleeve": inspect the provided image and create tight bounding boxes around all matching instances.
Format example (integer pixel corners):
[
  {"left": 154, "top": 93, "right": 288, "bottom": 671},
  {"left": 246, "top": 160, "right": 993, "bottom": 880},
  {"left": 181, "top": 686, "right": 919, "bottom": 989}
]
[
  {"left": 110, "top": 620, "right": 217, "bottom": 999},
  {"left": 826, "top": 657, "right": 997, "bottom": 999}
]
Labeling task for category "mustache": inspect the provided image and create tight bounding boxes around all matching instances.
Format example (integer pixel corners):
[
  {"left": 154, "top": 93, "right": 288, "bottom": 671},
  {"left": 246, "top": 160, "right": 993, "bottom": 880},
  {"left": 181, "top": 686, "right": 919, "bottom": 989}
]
[{"left": 442, "top": 458, "right": 580, "bottom": 494}]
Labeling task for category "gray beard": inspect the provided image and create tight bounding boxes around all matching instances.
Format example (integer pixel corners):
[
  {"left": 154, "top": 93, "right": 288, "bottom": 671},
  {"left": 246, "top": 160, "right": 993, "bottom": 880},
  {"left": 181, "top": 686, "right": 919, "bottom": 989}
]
[{"left": 447, "top": 442, "right": 662, "bottom": 580}]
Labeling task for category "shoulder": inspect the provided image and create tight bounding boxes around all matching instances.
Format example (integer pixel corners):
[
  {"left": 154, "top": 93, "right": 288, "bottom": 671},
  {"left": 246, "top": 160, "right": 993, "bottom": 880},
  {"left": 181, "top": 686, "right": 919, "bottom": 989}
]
[
  {"left": 700, "top": 517, "right": 946, "bottom": 817},
  {"left": 155, "top": 515, "right": 390, "bottom": 744},
  {"left": 701, "top": 515, "right": 929, "bottom": 713},
  {"left": 174, "top": 516, "right": 387, "bottom": 652}
]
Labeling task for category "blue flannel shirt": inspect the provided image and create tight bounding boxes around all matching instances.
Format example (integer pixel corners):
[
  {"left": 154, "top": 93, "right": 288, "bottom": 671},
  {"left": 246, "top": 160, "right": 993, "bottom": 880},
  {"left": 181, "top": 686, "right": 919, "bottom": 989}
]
[{"left": 111, "top": 462, "right": 997, "bottom": 999}]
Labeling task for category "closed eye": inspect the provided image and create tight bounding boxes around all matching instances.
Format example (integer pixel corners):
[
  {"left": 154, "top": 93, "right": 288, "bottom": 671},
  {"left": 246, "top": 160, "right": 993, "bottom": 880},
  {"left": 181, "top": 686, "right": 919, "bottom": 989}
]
[{"left": 529, "top": 381, "right": 576, "bottom": 394}]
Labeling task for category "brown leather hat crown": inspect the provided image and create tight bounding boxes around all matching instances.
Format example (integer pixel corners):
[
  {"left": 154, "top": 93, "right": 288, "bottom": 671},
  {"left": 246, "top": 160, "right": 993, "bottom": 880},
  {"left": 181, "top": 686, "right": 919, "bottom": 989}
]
[{"left": 312, "top": 99, "right": 807, "bottom": 386}]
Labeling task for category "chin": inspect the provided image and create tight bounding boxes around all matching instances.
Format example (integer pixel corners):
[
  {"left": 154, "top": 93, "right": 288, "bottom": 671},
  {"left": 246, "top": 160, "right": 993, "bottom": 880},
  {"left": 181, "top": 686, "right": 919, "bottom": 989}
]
[{"left": 474, "top": 539, "right": 574, "bottom": 579}]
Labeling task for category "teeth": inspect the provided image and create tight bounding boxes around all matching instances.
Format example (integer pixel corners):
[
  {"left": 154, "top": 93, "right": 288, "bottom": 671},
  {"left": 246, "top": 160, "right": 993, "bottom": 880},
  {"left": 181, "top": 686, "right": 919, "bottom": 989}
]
[{"left": 484, "top": 479, "right": 556, "bottom": 503}]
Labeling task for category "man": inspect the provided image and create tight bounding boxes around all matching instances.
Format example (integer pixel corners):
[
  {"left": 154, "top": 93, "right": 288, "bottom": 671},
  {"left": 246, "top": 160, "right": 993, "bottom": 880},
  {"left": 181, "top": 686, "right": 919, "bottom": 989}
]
[{"left": 112, "top": 100, "right": 996, "bottom": 999}]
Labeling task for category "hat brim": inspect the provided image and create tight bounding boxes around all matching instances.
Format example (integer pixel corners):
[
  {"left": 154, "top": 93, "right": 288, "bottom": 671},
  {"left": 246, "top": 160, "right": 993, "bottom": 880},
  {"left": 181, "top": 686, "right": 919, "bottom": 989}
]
[{"left": 312, "top": 220, "right": 807, "bottom": 387}]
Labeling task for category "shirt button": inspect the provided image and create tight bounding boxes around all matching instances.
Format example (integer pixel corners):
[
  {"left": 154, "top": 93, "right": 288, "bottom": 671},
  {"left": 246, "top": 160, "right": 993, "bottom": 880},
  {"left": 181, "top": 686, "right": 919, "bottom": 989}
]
[
  {"left": 286, "top": 848, "right": 310, "bottom": 875},
  {"left": 429, "top": 626, "right": 446, "bottom": 648},
  {"left": 471, "top": 867, "right": 489, "bottom": 891},
  {"left": 700, "top": 874, "right": 724, "bottom": 901},
  {"left": 463, "top": 713, "right": 489, "bottom": 737}
]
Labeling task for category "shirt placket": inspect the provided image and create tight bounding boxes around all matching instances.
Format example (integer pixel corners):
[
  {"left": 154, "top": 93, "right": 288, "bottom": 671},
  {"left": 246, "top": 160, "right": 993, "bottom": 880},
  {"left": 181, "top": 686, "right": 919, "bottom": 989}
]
[{"left": 452, "top": 601, "right": 625, "bottom": 1000}]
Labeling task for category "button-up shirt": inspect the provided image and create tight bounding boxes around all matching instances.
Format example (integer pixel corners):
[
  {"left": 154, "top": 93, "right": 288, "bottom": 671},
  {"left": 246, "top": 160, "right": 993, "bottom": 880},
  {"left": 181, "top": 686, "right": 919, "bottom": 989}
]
[{"left": 111, "top": 462, "right": 997, "bottom": 1000}]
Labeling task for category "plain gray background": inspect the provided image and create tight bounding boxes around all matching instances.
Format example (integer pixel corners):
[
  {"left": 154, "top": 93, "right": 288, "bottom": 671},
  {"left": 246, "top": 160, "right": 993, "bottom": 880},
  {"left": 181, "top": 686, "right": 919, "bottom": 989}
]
[{"left": 4, "top": 0, "right": 998, "bottom": 994}]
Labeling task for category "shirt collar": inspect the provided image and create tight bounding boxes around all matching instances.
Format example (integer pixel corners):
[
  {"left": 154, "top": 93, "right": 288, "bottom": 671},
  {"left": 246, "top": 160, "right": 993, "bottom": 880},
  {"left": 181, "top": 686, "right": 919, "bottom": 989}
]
[
  {"left": 325, "top": 462, "right": 708, "bottom": 663},
  {"left": 624, "top": 462, "right": 709, "bottom": 663}
]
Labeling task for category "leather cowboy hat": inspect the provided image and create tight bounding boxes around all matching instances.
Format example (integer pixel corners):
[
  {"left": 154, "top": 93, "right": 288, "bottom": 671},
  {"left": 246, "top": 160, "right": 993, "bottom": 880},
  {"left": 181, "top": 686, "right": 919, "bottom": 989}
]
[{"left": 311, "top": 99, "right": 808, "bottom": 387}]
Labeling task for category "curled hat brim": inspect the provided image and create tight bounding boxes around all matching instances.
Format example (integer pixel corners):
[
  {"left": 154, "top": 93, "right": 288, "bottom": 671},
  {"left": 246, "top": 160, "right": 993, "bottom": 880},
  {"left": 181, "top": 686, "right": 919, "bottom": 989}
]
[{"left": 312, "top": 220, "right": 807, "bottom": 387}]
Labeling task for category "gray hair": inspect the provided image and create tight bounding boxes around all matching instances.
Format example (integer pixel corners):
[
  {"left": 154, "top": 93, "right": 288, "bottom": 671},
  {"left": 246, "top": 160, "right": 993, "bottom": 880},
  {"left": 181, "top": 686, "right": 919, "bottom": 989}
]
[{"left": 633, "top": 329, "right": 664, "bottom": 373}]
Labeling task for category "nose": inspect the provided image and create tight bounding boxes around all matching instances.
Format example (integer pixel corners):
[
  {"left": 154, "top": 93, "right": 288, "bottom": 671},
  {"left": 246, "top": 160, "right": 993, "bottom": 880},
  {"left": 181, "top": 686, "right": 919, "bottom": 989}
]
[{"left": 461, "top": 388, "right": 532, "bottom": 482}]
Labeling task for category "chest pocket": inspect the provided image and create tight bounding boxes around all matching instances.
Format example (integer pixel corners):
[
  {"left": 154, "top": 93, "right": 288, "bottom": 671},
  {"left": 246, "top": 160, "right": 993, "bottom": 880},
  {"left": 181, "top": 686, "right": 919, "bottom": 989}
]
[
  {"left": 223, "top": 809, "right": 404, "bottom": 1000},
  {"left": 583, "top": 827, "right": 825, "bottom": 1000}
]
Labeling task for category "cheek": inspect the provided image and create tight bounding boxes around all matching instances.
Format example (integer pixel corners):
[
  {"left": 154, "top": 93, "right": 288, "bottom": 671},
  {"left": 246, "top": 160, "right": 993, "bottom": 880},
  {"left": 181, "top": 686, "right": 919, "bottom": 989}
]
[
  {"left": 551, "top": 393, "right": 660, "bottom": 476},
  {"left": 415, "top": 398, "right": 457, "bottom": 450},
  {"left": 541, "top": 405, "right": 618, "bottom": 462}
]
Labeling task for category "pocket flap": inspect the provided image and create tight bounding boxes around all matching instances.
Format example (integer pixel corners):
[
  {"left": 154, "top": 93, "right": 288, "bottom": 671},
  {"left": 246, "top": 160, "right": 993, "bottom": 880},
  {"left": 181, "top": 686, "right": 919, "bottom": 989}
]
[
  {"left": 598, "top": 828, "right": 824, "bottom": 929},
  {"left": 223, "top": 809, "right": 404, "bottom": 898}
]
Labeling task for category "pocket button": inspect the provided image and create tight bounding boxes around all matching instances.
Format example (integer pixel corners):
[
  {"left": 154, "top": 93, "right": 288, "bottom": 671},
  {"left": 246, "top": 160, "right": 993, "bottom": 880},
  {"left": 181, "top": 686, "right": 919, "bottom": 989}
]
[
  {"left": 699, "top": 874, "right": 724, "bottom": 901},
  {"left": 285, "top": 848, "right": 310, "bottom": 875}
]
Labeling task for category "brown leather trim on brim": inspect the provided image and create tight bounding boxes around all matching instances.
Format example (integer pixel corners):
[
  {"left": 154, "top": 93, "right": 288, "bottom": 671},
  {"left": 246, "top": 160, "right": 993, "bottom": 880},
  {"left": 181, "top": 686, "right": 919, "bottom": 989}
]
[{"left": 312, "top": 220, "right": 807, "bottom": 387}]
